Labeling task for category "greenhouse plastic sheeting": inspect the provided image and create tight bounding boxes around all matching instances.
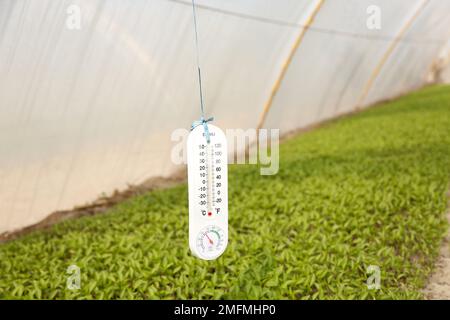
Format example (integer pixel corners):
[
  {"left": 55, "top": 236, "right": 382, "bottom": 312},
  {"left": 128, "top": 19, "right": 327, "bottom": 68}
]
[{"left": 0, "top": 0, "right": 449, "bottom": 234}]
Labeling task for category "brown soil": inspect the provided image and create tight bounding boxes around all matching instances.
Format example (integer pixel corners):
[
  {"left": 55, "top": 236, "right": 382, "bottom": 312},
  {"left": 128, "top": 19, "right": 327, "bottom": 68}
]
[{"left": 423, "top": 190, "right": 450, "bottom": 300}]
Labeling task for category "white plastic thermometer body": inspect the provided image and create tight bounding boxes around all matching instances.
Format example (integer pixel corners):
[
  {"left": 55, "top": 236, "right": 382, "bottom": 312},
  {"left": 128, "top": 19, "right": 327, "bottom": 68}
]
[{"left": 187, "top": 124, "right": 228, "bottom": 260}]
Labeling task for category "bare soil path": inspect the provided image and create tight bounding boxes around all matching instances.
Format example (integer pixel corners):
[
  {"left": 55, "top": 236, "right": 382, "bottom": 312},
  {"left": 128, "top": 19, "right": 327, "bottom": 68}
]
[{"left": 423, "top": 191, "right": 450, "bottom": 300}]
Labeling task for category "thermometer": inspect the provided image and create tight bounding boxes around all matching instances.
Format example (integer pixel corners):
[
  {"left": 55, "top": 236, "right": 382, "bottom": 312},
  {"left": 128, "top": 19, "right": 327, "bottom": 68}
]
[{"left": 187, "top": 124, "right": 228, "bottom": 260}]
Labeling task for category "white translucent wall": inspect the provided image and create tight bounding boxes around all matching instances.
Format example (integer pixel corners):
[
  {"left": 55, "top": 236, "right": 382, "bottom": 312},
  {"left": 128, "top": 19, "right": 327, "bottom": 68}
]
[
  {"left": 366, "top": 0, "right": 450, "bottom": 105},
  {"left": 264, "top": 0, "right": 450, "bottom": 132},
  {"left": 0, "top": 0, "right": 449, "bottom": 234}
]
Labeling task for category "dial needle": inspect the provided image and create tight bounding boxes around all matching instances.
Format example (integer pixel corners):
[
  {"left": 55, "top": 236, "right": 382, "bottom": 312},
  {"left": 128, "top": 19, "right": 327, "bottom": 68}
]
[{"left": 205, "top": 233, "right": 214, "bottom": 245}]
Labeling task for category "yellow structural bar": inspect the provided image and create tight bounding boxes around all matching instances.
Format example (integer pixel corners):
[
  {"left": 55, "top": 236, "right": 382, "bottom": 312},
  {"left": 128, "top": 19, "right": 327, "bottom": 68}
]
[
  {"left": 256, "top": 0, "right": 325, "bottom": 130},
  {"left": 356, "top": 0, "right": 430, "bottom": 109}
]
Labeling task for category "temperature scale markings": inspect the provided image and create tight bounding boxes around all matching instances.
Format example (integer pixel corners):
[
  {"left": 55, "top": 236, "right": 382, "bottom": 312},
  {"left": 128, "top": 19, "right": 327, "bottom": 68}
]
[
  {"left": 206, "top": 143, "right": 214, "bottom": 216},
  {"left": 211, "top": 144, "right": 216, "bottom": 206}
]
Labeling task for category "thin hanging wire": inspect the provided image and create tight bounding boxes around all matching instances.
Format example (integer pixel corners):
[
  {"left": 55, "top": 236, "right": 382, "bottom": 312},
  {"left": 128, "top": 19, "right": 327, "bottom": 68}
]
[
  {"left": 190, "top": 0, "right": 213, "bottom": 143},
  {"left": 191, "top": 0, "right": 205, "bottom": 117}
]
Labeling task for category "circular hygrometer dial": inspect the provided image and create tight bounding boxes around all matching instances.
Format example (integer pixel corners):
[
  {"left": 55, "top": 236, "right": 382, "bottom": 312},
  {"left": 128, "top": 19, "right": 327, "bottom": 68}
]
[{"left": 195, "top": 225, "right": 226, "bottom": 260}]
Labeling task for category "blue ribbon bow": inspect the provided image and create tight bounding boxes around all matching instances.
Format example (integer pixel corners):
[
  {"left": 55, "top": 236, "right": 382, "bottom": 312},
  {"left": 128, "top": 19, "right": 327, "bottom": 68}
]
[{"left": 191, "top": 116, "right": 214, "bottom": 144}]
